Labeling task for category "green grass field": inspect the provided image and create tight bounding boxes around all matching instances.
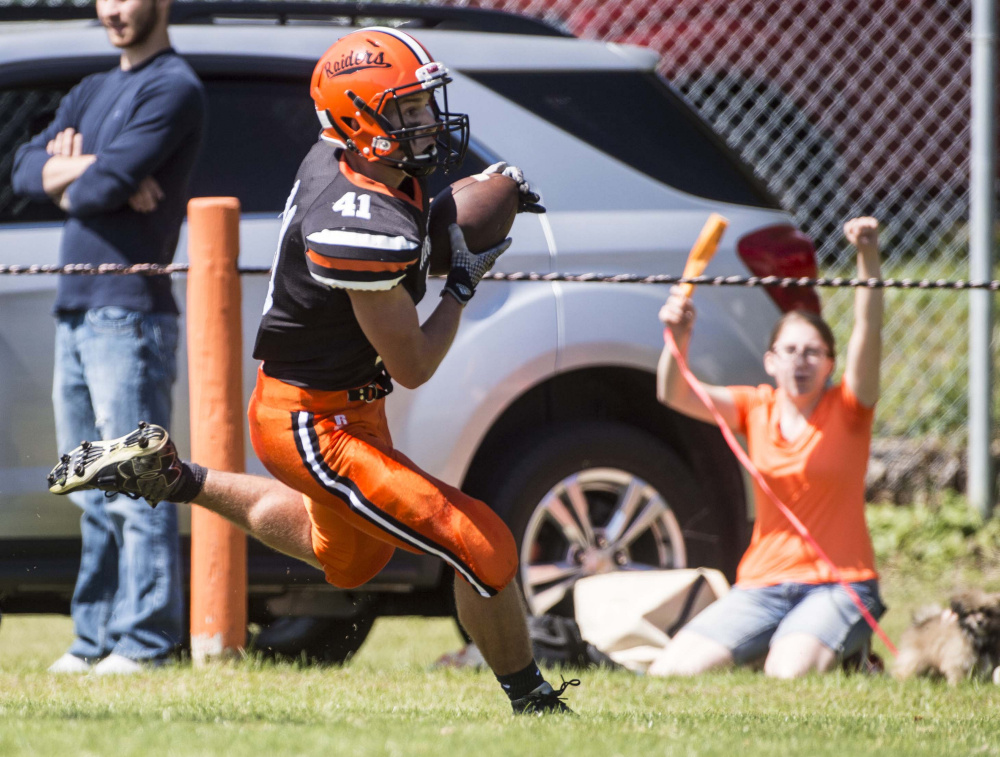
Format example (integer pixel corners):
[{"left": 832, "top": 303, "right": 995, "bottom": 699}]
[{"left": 2, "top": 503, "right": 1000, "bottom": 756}]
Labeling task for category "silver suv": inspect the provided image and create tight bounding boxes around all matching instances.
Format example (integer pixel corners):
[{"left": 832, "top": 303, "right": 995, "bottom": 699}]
[{"left": 0, "top": 2, "right": 819, "bottom": 660}]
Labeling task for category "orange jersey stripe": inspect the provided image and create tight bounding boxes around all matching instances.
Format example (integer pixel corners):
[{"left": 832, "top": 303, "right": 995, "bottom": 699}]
[{"left": 307, "top": 248, "right": 416, "bottom": 273}]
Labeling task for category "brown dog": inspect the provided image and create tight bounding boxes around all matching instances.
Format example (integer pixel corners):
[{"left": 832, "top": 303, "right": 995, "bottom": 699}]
[{"left": 893, "top": 590, "right": 1000, "bottom": 685}]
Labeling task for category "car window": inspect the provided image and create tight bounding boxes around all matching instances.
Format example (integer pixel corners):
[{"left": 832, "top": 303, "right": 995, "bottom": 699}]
[
  {"left": 465, "top": 71, "right": 780, "bottom": 209},
  {"left": 192, "top": 77, "right": 319, "bottom": 213},
  {"left": 0, "top": 74, "right": 491, "bottom": 221},
  {"left": 196, "top": 76, "right": 488, "bottom": 211},
  {"left": 0, "top": 84, "right": 70, "bottom": 223}
]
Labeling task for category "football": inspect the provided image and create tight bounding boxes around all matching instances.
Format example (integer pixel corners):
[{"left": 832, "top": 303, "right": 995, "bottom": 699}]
[{"left": 427, "top": 173, "right": 519, "bottom": 275}]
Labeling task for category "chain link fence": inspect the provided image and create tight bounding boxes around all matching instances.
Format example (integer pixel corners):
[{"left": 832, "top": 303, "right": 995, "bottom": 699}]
[{"left": 446, "top": 0, "right": 989, "bottom": 490}]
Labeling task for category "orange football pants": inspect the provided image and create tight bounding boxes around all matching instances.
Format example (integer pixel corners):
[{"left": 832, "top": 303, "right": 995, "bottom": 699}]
[{"left": 248, "top": 368, "right": 518, "bottom": 597}]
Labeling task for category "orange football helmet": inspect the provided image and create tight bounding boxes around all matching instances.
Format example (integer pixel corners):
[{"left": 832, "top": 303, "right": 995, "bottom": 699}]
[{"left": 311, "top": 27, "right": 469, "bottom": 177}]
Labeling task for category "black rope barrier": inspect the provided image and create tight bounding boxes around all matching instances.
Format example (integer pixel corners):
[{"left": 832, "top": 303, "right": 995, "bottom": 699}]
[{"left": 1, "top": 262, "right": 999, "bottom": 290}]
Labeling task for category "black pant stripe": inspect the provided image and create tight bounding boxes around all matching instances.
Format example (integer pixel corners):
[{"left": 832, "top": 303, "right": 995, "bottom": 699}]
[{"left": 290, "top": 411, "right": 496, "bottom": 597}]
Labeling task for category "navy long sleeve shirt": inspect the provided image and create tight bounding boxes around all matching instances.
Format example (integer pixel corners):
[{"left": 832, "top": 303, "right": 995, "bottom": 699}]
[{"left": 12, "top": 48, "right": 206, "bottom": 314}]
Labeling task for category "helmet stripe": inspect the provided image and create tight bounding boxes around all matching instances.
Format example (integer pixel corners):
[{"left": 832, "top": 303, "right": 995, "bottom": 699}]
[{"left": 364, "top": 25, "right": 432, "bottom": 66}]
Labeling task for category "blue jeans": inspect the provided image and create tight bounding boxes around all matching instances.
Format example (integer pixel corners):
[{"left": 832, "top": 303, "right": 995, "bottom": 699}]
[
  {"left": 54, "top": 308, "right": 184, "bottom": 662},
  {"left": 681, "top": 580, "right": 886, "bottom": 665}
]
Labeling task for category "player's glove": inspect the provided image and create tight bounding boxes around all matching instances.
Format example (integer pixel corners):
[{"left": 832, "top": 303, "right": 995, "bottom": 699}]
[
  {"left": 483, "top": 161, "right": 545, "bottom": 214},
  {"left": 442, "top": 223, "right": 511, "bottom": 307}
]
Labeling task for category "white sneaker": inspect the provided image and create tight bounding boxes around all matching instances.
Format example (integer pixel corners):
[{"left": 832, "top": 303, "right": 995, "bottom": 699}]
[
  {"left": 92, "top": 653, "right": 144, "bottom": 675},
  {"left": 48, "top": 653, "right": 92, "bottom": 674}
]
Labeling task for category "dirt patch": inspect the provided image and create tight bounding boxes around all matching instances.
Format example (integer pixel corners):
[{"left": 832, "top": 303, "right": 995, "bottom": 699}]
[{"left": 866, "top": 437, "right": 992, "bottom": 505}]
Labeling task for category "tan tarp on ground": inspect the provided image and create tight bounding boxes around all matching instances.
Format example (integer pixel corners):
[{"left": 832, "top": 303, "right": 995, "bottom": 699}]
[{"left": 574, "top": 568, "right": 730, "bottom": 672}]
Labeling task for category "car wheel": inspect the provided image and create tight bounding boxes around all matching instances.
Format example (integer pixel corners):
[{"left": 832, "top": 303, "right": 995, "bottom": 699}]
[
  {"left": 249, "top": 612, "right": 375, "bottom": 664},
  {"left": 489, "top": 422, "right": 725, "bottom": 617}
]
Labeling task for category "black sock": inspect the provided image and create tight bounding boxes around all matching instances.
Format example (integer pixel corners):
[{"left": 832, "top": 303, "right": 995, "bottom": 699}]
[
  {"left": 496, "top": 660, "right": 544, "bottom": 701},
  {"left": 171, "top": 461, "right": 207, "bottom": 503}
]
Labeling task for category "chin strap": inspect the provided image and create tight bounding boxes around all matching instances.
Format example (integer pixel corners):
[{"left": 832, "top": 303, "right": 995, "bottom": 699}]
[{"left": 664, "top": 328, "right": 898, "bottom": 657}]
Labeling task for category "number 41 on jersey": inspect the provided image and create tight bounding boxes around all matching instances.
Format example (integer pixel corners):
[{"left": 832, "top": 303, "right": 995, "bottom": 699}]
[{"left": 333, "top": 192, "right": 372, "bottom": 220}]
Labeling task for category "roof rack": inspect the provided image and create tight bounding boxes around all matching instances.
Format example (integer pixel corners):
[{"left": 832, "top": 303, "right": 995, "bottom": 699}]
[{"left": 0, "top": 1, "right": 571, "bottom": 37}]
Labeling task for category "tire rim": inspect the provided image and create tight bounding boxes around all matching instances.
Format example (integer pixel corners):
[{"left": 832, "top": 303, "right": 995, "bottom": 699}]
[{"left": 519, "top": 467, "right": 687, "bottom": 616}]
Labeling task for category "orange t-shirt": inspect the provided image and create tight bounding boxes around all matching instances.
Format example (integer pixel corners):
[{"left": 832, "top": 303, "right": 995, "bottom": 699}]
[{"left": 728, "top": 381, "right": 878, "bottom": 588}]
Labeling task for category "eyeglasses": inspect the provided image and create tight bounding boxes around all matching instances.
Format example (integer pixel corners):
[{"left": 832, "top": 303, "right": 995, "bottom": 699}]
[{"left": 771, "top": 345, "right": 831, "bottom": 362}]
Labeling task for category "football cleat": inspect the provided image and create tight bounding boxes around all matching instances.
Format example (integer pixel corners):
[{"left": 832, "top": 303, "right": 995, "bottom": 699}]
[
  {"left": 46, "top": 422, "right": 182, "bottom": 507},
  {"left": 511, "top": 678, "right": 580, "bottom": 715}
]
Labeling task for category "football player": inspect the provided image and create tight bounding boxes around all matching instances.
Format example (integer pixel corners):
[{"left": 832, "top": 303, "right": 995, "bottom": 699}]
[{"left": 48, "top": 26, "right": 575, "bottom": 715}]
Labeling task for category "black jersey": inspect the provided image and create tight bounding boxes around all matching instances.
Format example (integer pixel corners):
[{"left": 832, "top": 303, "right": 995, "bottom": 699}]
[{"left": 253, "top": 141, "right": 430, "bottom": 390}]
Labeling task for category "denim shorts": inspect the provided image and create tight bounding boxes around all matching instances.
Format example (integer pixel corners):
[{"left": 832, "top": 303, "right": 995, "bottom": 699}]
[{"left": 680, "top": 579, "right": 886, "bottom": 664}]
